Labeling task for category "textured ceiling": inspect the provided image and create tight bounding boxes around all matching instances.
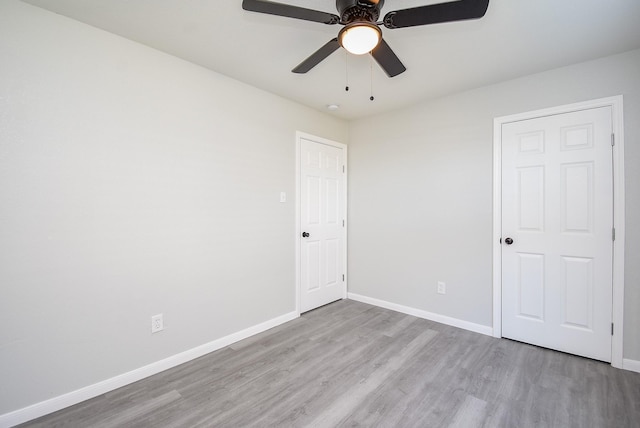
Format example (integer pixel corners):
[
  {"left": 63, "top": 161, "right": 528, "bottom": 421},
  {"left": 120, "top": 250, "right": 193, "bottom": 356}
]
[{"left": 22, "top": 0, "right": 640, "bottom": 119}]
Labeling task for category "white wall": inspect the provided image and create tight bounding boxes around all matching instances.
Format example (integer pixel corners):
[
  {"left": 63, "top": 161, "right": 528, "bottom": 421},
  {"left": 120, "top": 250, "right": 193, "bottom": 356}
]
[
  {"left": 348, "top": 49, "right": 640, "bottom": 359},
  {"left": 0, "top": 0, "right": 348, "bottom": 415}
]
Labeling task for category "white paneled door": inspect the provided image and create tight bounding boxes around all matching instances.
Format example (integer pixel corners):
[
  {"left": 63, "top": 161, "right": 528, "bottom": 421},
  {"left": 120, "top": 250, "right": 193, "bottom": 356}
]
[
  {"left": 299, "top": 135, "right": 346, "bottom": 313},
  {"left": 501, "top": 106, "right": 613, "bottom": 362}
]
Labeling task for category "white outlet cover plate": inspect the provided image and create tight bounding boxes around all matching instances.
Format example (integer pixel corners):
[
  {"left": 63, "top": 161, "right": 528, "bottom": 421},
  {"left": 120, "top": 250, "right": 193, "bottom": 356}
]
[{"left": 151, "top": 314, "right": 164, "bottom": 333}]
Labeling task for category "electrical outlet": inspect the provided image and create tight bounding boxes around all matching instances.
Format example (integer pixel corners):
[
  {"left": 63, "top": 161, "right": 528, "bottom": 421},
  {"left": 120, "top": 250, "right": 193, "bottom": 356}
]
[
  {"left": 280, "top": 192, "right": 286, "bottom": 203},
  {"left": 151, "top": 313, "right": 164, "bottom": 333},
  {"left": 437, "top": 281, "right": 446, "bottom": 295}
]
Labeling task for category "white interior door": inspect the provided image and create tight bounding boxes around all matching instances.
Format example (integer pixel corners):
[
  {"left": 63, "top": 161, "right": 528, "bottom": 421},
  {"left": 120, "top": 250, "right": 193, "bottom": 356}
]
[
  {"left": 501, "top": 106, "right": 613, "bottom": 362},
  {"left": 299, "top": 135, "right": 346, "bottom": 313}
]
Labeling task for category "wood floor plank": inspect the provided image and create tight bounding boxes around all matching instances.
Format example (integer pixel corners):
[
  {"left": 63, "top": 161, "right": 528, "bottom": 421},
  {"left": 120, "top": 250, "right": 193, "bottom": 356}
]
[
  {"left": 19, "top": 299, "right": 640, "bottom": 428},
  {"left": 448, "top": 394, "right": 488, "bottom": 428},
  {"left": 306, "top": 328, "right": 438, "bottom": 428}
]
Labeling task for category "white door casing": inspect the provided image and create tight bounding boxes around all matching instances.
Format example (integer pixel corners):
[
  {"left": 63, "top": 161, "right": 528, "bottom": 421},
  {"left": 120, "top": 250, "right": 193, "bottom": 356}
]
[
  {"left": 296, "top": 132, "right": 347, "bottom": 313},
  {"left": 493, "top": 97, "right": 625, "bottom": 368}
]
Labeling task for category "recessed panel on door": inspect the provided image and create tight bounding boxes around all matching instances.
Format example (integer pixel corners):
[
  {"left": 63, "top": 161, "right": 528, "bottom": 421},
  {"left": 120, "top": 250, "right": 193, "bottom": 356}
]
[
  {"left": 306, "top": 150, "right": 321, "bottom": 169},
  {"left": 561, "top": 124, "right": 593, "bottom": 151},
  {"left": 325, "top": 238, "right": 339, "bottom": 287},
  {"left": 305, "top": 241, "right": 321, "bottom": 291},
  {"left": 325, "top": 178, "right": 339, "bottom": 225},
  {"left": 562, "top": 256, "right": 593, "bottom": 330},
  {"left": 517, "top": 166, "right": 545, "bottom": 232},
  {"left": 517, "top": 253, "right": 545, "bottom": 321},
  {"left": 325, "top": 152, "right": 340, "bottom": 172},
  {"left": 306, "top": 176, "right": 321, "bottom": 225},
  {"left": 561, "top": 162, "right": 593, "bottom": 233},
  {"left": 518, "top": 131, "right": 545, "bottom": 154}
]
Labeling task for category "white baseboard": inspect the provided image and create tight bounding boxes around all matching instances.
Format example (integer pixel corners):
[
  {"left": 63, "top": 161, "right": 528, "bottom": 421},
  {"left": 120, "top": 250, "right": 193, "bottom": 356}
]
[
  {"left": 0, "top": 311, "right": 299, "bottom": 428},
  {"left": 622, "top": 358, "right": 640, "bottom": 373},
  {"left": 347, "top": 293, "right": 493, "bottom": 337}
]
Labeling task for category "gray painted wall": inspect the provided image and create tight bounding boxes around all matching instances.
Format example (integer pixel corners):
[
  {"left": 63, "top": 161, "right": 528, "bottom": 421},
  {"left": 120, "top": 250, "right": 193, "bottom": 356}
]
[
  {"left": 0, "top": 1, "right": 348, "bottom": 414},
  {"left": 2, "top": 0, "right": 639, "bottom": 418},
  {"left": 348, "top": 49, "right": 640, "bottom": 360}
]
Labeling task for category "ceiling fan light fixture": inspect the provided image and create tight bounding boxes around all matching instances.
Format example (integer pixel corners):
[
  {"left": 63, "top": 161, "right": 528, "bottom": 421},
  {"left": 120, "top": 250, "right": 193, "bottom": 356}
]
[{"left": 339, "top": 22, "right": 381, "bottom": 55}]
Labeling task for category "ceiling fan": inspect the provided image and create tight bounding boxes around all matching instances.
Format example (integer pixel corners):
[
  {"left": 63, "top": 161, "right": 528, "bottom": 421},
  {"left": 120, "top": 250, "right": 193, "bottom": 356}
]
[{"left": 242, "top": 0, "right": 490, "bottom": 77}]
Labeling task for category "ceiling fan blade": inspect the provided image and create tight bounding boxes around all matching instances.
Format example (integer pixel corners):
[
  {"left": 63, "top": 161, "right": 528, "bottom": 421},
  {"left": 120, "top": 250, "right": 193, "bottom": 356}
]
[
  {"left": 383, "top": 0, "right": 489, "bottom": 29},
  {"left": 242, "top": 0, "right": 340, "bottom": 25},
  {"left": 292, "top": 38, "right": 341, "bottom": 73},
  {"left": 371, "top": 39, "right": 406, "bottom": 77}
]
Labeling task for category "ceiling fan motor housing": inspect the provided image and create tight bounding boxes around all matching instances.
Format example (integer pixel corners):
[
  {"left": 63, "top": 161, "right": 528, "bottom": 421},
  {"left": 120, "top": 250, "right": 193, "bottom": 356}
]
[{"left": 337, "top": 0, "right": 384, "bottom": 24}]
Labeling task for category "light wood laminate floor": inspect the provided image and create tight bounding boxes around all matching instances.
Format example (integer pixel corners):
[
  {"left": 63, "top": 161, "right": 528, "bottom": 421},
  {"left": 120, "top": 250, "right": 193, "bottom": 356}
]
[{"left": 21, "top": 300, "right": 640, "bottom": 427}]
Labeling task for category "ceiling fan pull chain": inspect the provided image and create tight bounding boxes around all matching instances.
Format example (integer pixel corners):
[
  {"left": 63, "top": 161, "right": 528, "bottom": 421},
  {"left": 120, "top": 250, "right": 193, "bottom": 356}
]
[
  {"left": 345, "top": 51, "right": 349, "bottom": 92},
  {"left": 370, "top": 54, "right": 375, "bottom": 101}
]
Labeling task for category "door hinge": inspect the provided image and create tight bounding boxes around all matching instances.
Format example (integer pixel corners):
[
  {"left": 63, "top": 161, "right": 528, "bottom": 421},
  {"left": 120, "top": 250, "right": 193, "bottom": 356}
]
[
  {"left": 611, "top": 323, "right": 614, "bottom": 335},
  {"left": 343, "top": 165, "right": 345, "bottom": 173},
  {"left": 612, "top": 227, "right": 616, "bottom": 241},
  {"left": 342, "top": 274, "right": 345, "bottom": 282},
  {"left": 611, "top": 133, "right": 615, "bottom": 147},
  {"left": 342, "top": 219, "right": 345, "bottom": 227}
]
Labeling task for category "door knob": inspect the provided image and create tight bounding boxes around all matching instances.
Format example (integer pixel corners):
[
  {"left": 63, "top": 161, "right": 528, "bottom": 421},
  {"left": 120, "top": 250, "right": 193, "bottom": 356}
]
[
  {"left": 302, "top": 232, "right": 310, "bottom": 238},
  {"left": 504, "top": 237, "right": 514, "bottom": 245}
]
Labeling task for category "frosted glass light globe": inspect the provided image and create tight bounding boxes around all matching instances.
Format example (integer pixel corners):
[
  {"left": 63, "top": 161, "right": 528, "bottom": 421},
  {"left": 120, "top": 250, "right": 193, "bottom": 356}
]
[{"left": 339, "top": 23, "right": 381, "bottom": 55}]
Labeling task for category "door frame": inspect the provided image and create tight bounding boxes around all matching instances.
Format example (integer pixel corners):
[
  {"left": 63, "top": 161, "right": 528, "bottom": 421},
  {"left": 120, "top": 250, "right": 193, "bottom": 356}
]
[
  {"left": 295, "top": 131, "right": 348, "bottom": 315},
  {"left": 492, "top": 96, "right": 625, "bottom": 368}
]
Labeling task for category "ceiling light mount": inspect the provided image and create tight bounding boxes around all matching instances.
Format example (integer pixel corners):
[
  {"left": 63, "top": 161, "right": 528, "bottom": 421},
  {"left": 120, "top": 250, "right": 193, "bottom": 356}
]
[
  {"left": 337, "top": 0, "right": 384, "bottom": 24},
  {"left": 338, "top": 21, "right": 382, "bottom": 55}
]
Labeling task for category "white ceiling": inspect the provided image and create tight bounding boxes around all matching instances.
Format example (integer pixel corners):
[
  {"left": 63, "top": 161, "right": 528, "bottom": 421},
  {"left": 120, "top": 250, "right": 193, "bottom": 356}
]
[{"left": 22, "top": 0, "right": 640, "bottom": 120}]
